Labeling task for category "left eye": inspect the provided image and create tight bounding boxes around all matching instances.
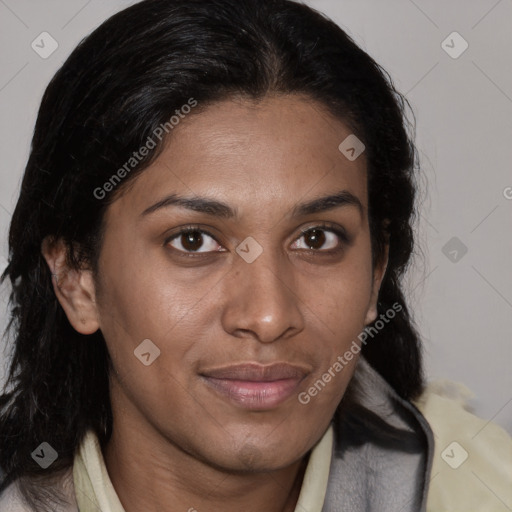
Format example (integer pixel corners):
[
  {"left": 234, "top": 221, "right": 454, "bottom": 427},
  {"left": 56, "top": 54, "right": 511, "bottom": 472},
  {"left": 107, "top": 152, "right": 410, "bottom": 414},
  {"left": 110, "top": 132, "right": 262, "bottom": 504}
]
[{"left": 291, "top": 227, "right": 344, "bottom": 251}]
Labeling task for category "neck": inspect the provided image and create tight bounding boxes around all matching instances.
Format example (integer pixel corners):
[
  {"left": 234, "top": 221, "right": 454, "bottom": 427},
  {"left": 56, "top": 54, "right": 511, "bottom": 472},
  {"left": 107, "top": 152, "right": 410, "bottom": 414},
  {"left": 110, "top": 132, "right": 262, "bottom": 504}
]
[{"left": 103, "top": 419, "right": 309, "bottom": 512}]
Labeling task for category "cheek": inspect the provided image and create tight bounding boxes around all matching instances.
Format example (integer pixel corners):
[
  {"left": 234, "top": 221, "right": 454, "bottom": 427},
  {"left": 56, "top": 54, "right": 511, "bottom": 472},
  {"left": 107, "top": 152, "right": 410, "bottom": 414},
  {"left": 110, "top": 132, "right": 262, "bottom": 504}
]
[
  {"left": 298, "top": 244, "right": 373, "bottom": 392},
  {"left": 97, "top": 243, "right": 204, "bottom": 339},
  {"left": 313, "top": 249, "right": 374, "bottom": 335},
  {"left": 95, "top": 245, "right": 223, "bottom": 404},
  {"left": 96, "top": 264, "right": 203, "bottom": 427},
  {"left": 298, "top": 358, "right": 358, "bottom": 411}
]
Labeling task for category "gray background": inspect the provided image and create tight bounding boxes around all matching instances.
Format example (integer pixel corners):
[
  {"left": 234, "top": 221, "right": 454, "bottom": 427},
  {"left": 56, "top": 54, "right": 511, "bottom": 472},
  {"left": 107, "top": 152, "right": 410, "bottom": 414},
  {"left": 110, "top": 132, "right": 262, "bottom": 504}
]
[{"left": 0, "top": 0, "right": 511, "bottom": 434}]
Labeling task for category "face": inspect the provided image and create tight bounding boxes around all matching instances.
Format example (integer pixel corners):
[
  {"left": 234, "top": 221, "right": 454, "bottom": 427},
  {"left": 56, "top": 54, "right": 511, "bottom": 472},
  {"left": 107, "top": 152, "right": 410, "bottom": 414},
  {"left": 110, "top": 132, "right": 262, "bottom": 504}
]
[{"left": 47, "top": 94, "right": 387, "bottom": 473}]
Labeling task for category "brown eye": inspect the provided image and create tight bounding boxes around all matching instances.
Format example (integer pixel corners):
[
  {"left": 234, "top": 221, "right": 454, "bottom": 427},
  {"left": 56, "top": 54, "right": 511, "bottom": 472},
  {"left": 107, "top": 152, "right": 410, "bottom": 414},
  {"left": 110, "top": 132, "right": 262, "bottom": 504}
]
[
  {"left": 182, "top": 231, "right": 203, "bottom": 251},
  {"left": 291, "top": 225, "right": 348, "bottom": 252},
  {"left": 303, "top": 228, "right": 326, "bottom": 250},
  {"left": 166, "top": 228, "right": 223, "bottom": 253}
]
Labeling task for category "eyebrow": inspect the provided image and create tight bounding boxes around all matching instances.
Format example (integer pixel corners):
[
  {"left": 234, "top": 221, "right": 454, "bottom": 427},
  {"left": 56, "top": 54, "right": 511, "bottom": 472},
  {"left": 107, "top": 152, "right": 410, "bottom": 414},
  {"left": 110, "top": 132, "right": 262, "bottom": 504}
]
[
  {"left": 140, "top": 189, "right": 364, "bottom": 219},
  {"left": 293, "top": 190, "right": 364, "bottom": 218}
]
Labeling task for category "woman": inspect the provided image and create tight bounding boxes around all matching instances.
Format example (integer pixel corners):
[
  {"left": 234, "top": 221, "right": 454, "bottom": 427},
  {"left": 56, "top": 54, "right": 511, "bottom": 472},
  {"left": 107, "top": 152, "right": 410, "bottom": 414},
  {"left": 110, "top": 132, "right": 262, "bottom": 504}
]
[{"left": 0, "top": 0, "right": 510, "bottom": 511}]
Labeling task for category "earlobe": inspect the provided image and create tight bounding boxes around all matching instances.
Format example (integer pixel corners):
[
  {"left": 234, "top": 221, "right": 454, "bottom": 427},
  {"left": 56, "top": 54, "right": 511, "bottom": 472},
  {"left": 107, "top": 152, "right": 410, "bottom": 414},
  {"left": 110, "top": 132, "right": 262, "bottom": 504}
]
[{"left": 41, "top": 236, "right": 100, "bottom": 335}]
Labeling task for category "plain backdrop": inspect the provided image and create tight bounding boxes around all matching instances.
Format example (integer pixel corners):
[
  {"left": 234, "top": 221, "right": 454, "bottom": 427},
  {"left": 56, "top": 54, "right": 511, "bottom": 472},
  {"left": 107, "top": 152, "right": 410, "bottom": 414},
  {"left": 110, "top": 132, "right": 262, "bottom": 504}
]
[{"left": 0, "top": 0, "right": 511, "bottom": 434}]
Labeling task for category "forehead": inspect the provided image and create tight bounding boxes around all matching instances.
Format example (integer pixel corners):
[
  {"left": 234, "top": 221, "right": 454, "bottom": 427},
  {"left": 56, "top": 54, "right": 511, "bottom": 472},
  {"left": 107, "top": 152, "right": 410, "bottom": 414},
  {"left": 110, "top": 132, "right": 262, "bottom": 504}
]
[{"left": 108, "top": 94, "right": 368, "bottom": 222}]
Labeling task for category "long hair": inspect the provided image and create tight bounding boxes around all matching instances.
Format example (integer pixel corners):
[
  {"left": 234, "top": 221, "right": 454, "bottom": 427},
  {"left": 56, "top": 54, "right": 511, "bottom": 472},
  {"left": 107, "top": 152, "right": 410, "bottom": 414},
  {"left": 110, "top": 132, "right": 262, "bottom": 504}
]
[{"left": 0, "top": 0, "right": 424, "bottom": 508}]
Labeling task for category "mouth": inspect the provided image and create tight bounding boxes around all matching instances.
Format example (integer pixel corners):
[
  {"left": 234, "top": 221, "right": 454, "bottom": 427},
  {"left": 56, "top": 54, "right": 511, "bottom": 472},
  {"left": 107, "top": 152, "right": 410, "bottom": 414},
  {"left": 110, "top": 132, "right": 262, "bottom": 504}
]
[{"left": 199, "top": 362, "right": 309, "bottom": 410}]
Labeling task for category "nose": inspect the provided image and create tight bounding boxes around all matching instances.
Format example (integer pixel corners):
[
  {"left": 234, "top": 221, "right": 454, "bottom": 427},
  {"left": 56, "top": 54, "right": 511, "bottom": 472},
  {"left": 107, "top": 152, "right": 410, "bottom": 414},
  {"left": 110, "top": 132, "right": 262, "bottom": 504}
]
[{"left": 220, "top": 248, "right": 305, "bottom": 344}]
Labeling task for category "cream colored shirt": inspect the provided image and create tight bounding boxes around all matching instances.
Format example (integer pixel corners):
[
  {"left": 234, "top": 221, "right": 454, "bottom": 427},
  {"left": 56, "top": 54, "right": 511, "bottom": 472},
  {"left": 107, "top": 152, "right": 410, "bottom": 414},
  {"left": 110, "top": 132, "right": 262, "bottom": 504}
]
[{"left": 72, "top": 424, "right": 334, "bottom": 512}]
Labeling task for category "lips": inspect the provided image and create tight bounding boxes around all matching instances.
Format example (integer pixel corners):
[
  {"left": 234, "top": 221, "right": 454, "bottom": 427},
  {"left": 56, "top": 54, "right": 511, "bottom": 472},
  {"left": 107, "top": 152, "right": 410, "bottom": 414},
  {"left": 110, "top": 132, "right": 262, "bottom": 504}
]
[
  {"left": 200, "top": 363, "right": 309, "bottom": 410},
  {"left": 201, "top": 362, "right": 308, "bottom": 381}
]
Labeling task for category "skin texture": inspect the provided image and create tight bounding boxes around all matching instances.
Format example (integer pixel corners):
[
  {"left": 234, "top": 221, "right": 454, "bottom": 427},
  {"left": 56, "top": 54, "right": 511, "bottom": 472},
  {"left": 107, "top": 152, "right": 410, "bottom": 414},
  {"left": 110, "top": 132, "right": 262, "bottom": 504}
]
[{"left": 42, "top": 94, "right": 388, "bottom": 512}]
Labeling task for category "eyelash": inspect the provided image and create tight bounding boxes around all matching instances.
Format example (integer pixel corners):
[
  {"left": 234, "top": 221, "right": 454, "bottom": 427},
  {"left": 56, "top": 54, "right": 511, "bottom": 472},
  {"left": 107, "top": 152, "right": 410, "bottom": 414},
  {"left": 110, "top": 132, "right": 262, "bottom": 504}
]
[{"left": 164, "top": 222, "right": 350, "bottom": 258}]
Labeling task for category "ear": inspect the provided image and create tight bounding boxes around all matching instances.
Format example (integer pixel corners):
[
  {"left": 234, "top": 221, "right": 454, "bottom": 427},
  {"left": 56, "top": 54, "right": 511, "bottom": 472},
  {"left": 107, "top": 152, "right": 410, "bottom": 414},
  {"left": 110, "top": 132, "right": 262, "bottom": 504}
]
[
  {"left": 364, "top": 234, "right": 390, "bottom": 326},
  {"left": 41, "top": 236, "right": 100, "bottom": 335}
]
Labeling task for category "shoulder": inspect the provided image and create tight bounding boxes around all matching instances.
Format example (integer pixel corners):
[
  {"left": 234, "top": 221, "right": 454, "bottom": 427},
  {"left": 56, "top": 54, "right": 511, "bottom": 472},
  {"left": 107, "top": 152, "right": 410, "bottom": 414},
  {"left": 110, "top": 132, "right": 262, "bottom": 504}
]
[
  {"left": 413, "top": 380, "right": 512, "bottom": 512},
  {"left": 0, "top": 468, "right": 78, "bottom": 512},
  {"left": 0, "top": 481, "right": 33, "bottom": 512}
]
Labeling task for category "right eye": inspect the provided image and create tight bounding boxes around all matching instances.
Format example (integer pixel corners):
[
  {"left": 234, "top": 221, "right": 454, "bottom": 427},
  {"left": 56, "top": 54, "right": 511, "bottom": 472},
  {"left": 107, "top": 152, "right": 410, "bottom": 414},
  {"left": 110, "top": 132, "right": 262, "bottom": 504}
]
[{"left": 165, "top": 227, "right": 225, "bottom": 255}]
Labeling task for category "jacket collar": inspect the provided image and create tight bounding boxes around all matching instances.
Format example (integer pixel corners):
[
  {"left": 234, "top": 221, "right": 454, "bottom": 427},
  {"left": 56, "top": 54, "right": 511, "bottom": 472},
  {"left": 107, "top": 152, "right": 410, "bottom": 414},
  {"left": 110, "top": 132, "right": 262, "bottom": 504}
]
[{"left": 322, "top": 356, "right": 434, "bottom": 512}]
